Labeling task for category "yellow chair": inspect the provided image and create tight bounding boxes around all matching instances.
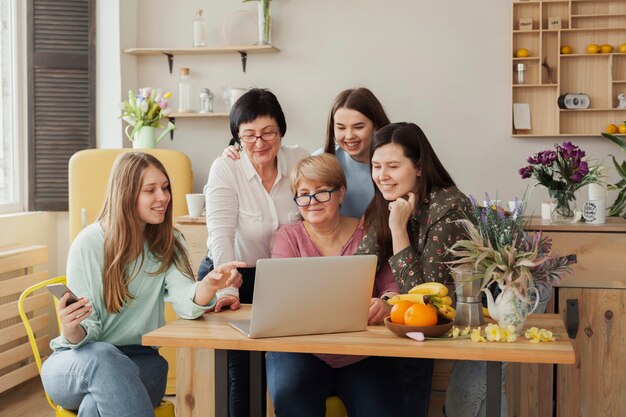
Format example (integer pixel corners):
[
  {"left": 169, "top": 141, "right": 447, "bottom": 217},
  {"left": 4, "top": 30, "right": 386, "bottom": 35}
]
[
  {"left": 18, "top": 276, "right": 175, "bottom": 417},
  {"left": 326, "top": 395, "right": 347, "bottom": 417}
]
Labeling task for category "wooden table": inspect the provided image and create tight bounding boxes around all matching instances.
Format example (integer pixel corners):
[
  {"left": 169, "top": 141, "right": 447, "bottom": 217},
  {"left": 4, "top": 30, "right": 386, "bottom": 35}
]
[{"left": 143, "top": 305, "right": 575, "bottom": 417}]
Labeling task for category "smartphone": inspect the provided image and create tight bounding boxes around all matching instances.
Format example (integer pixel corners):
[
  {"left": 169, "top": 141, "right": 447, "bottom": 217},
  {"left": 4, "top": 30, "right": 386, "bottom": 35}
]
[{"left": 47, "top": 284, "right": 79, "bottom": 305}]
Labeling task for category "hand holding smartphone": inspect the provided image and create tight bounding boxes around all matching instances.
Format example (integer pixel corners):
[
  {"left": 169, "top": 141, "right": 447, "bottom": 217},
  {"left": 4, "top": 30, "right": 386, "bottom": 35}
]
[{"left": 47, "top": 284, "right": 80, "bottom": 305}]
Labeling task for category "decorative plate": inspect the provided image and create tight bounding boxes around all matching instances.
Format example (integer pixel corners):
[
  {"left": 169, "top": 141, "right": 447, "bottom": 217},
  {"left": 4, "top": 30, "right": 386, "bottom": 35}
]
[{"left": 384, "top": 317, "right": 453, "bottom": 338}]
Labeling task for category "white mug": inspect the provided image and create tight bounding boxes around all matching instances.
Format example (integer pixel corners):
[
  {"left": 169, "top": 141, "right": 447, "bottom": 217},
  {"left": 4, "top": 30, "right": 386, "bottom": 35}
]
[
  {"left": 226, "top": 88, "right": 247, "bottom": 110},
  {"left": 583, "top": 200, "right": 606, "bottom": 224},
  {"left": 541, "top": 201, "right": 555, "bottom": 220},
  {"left": 186, "top": 193, "right": 205, "bottom": 217}
]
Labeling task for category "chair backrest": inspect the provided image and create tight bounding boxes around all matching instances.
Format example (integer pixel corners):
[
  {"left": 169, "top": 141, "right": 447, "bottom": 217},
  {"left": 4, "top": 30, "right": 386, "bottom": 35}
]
[
  {"left": 18, "top": 276, "right": 67, "bottom": 411},
  {"left": 68, "top": 148, "right": 193, "bottom": 241}
]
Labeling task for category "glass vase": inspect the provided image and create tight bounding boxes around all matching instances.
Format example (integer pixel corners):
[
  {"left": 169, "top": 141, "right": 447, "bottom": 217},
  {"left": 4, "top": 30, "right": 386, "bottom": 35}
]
[
  {"left": 257, "top": 0, "right": 271, "bottom": 45},
  {"left": 549, "top": 188, "right": 577, "bottom": 223}
]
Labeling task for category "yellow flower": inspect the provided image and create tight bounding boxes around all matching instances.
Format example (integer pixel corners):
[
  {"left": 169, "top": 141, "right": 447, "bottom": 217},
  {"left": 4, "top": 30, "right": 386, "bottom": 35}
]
[
  {"left": 539, "top": 329, "right": 556, "bottom": 342},
  {"left": 485, "top": 323, "right": 501, "bottom": 342},
  {"left": 524, "top": 327, "right": 555, "bottom": 343},
  {"left": 461, "top": 325, "right": 471, "bottom": 336},
  {"left": 500, "top": 325, "right": 517, "bottom": 342},
  {"left": 525, "top": 327, "right": 540, "bottom": 339},
  {"left": 471, "top": 327, "right": 486, "bottom": 342},
  {"left": 451, "top": 326, "right": 461, "bottom": 338}
]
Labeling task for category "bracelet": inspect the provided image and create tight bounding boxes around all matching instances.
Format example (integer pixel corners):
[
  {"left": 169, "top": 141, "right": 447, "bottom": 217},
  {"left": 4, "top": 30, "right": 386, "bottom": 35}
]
[{"left": 380, "top": 294, "right": 391, "bottom": 302}]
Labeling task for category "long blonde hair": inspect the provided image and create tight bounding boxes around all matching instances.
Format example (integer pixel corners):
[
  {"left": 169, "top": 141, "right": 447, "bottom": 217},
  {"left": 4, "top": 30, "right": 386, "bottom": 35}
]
[{"left": 97, "top": 152, "right": 194, "bottom": 313}]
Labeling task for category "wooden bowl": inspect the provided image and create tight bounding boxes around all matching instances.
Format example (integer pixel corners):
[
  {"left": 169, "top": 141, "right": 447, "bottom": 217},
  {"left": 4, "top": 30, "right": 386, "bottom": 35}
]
[{"left": 384, "top": 317, "right": 453, "bottom": 338}]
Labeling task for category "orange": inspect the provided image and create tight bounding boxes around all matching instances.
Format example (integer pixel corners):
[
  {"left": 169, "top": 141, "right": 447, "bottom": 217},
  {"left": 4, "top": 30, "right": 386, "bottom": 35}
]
[
  {"left": 515, "top": 48, "right": 530, "bottom": 58},
  {"left": 619, "top": 124, "right": 626, "bottom": 134},
  {"left": 619, "top": 44, "right": 626, "bottom": 53},
  {"left": 586, "top": 44, "right": 601, "bottom": 54},
  {"left": 607, "top": 124, "right": 619, "bottom": 134},
  {"left": 404, "top": 303, "right": 438, "bottom": 327},
  {"left": 560, "top": 45, "right": 572, "bottom": 54},
  {"left": 600, "top": 44, "right": 614, "bottom": 53},
  {"left": 390, "top": 300, "right": 413, "bottom": 325}
]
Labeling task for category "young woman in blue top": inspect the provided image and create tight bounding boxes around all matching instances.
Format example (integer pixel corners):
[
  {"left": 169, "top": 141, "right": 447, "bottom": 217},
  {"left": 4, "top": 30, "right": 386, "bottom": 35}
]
[
  {"left": 41, "top": 152, "right": 244, "bottom": 417},
  {"left": 322, "top": 87, "right": 390, "bottom": 218}
]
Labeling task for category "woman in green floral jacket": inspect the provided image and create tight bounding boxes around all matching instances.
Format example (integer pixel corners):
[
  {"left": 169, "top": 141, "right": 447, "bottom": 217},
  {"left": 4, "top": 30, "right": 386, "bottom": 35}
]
[{"left": 355, "top": 122, "right": 472, "bottom": 417}]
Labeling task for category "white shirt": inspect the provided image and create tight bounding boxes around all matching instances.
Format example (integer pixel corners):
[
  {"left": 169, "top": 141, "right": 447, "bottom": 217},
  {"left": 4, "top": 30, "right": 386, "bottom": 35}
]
[{"left": 204, "top": 144, "right": 309, "bottom": 298}]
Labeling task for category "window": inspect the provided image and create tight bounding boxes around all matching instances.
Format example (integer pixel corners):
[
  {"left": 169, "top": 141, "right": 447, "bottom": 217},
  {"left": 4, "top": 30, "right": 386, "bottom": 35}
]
[
  {"left": 0, "top": 0, "right": 20, "bottom": 213},
  {"left": 27, "top": 0, "right": 95, "bottom": 211}
]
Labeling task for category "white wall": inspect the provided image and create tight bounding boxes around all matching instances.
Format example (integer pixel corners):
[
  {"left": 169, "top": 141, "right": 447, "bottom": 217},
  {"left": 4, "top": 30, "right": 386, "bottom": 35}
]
[{"left": 112, "top": 0, "right": 622, "bottom": 213}]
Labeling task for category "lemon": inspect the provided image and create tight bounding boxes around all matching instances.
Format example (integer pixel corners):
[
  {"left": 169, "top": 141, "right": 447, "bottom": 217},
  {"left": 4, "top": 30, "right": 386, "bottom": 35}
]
[
  {"left": 560, "top": 45, "right": 573, "bottom": 54},
  {"left": 600, "top": 44, "right": 614, "bottom": 53},
  {"left": 619, "top": 124, "right": 626, "bottom": 134},
  {"left": 515, "top": 48, "right": 530, "bottom": 58},
  {"left": 586, "top": 44, "right": 601, "bottom": 53},
  {"left": 619, "top": 44, "right": 626, "bottom": 53},
  {"left": 607, "top": 124, "right": 619, "bottom": 134}
]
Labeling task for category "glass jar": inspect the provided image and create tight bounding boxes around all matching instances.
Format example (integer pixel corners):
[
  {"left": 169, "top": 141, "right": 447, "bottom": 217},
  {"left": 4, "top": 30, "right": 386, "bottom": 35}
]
[
  {"left": 178, "top": 68, "right": 191, "bottom": 113},
  {"left": 199, "top": 88, "right": 214, "bottom": 113},
  {"left": 192, "top": 9, "right": 206, "bottom": 47}
]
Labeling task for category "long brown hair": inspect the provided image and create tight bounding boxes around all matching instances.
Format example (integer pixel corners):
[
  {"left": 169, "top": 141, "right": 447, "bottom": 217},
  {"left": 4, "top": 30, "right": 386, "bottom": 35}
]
[
  {"left": 97, "top": 152, "right": 194, "bottom": 313},
  {"left": 364, "top": 123, "right": 455, "bottom": 261},
  {"left": 324, "top": 88, "right": 391, "bottom": 154}
]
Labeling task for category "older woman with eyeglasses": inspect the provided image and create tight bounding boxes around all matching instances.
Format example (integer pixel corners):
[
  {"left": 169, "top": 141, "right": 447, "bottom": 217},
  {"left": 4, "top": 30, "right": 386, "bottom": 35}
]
[
  {"left": 200, "top": 88, "right": 309, "bottom": 417},
  {"left": 266, "top": 154, "right": 402, "bottom": 416}
]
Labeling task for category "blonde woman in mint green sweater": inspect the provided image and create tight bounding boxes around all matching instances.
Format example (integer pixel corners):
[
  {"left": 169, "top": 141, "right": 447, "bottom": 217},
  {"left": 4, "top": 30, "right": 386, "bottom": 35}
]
[{"left": 41, "top": 152, "right": 244, "bottom": 417}]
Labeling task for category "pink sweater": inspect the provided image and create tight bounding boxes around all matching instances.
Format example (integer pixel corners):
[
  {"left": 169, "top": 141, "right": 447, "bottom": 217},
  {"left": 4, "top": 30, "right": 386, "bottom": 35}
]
[{"left": 271, "top": 220, "right": 399, "bottom": 368}]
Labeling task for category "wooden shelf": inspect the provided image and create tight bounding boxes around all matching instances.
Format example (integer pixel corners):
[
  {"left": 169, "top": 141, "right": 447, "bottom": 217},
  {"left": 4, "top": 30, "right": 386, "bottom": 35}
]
[
  {"left": 559, "top": 108, "right": 626, "bottom": 112},
  {"left": 122, "top": 44, "right": 279, "bottom": 56},
  {"left": 572, "top": 13, "right": 626, "bottom": 18},
  {"left": 122, "top": 44, "right": 280, "bottom": 73},
  {"left": 167, "top": 112, "right": 229, "bottom": 118},
  {"left": 513, "top": 84, "right": 557, "bottom": 87},
  {"left": 512, "top": 0, "right": 626, "bottom": 137}
]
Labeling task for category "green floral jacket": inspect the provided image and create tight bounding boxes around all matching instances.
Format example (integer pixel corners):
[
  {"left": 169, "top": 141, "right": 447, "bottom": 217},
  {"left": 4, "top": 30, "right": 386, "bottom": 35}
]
[{"left": 357, "top": 186, "right": 472, "bottom": 293}]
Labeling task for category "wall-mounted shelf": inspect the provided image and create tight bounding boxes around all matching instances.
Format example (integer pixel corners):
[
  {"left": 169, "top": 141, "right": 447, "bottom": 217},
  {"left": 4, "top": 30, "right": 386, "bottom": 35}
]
[
  {"left": 511, "top": 0, "right": 626, "bottom": 137},
  {"left": 167, "top": 112, "right": 229, "bottom": 118},
  {"left": 122, "top": 44, "right": 280, "bottom": 73}
]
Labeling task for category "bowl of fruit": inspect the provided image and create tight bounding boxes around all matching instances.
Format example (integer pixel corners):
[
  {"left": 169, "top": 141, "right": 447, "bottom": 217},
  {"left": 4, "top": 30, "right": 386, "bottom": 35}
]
[{"left": 384, "top": 282, "right": 456, "bottom": 338}]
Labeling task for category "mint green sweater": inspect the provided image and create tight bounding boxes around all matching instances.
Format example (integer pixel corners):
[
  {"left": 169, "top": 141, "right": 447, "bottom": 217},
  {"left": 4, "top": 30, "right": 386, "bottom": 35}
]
[{"left": 51, "top": 223, "right": 215, "bottom": 350}]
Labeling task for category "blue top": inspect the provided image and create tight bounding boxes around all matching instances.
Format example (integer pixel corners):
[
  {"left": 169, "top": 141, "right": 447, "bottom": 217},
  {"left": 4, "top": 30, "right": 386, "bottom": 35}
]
[{"left": 334, "top": 147, "right": 374, "bottom": 218}]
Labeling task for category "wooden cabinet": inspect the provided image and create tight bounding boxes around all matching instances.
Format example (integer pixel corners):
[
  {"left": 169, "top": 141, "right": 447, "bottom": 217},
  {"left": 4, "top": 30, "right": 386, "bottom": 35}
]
[
  {"left": 512, "top": 0, "right": 626, "bottom": 137},
  {"left": 518, "top": 217, "right": 626, "bottom": 417}
]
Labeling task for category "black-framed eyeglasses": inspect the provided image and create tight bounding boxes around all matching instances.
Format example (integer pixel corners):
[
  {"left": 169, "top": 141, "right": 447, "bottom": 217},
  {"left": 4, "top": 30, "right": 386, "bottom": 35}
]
[
  {"left": 239, "top": 130, "right": 279, "bottom": 144},
  {"left": 293, "top": 187, "right": 340, "bottom": 207}
]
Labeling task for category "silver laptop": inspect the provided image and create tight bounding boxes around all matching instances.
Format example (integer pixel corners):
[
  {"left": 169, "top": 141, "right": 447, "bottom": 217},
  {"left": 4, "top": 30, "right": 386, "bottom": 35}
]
[{"left": 229, "top": 255, "right": 378, "bottom": 338}]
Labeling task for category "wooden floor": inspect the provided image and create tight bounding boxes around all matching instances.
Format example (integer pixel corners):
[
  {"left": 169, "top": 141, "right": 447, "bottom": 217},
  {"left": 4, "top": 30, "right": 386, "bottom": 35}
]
[
  {"left": 0, "top": 378, "right": 53, "bottom": 417},
  {"left": 0, "top": 378, "right": 178, "bottom": 417}
]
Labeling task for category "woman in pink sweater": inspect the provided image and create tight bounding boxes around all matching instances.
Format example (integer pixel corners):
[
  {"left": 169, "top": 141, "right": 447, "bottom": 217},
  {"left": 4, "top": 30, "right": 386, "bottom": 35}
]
[{"left": 266, "top": 154, "right": 404, "bottom": 417}]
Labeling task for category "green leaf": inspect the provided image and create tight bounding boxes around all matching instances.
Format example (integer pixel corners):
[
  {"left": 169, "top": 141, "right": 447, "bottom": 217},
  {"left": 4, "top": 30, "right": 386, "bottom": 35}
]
[
  {"left": 611, "top": 155, "right": 626, "bottom": 179},
  {"left": 602, "top": 132, "right": 626, "bottom": 152}
]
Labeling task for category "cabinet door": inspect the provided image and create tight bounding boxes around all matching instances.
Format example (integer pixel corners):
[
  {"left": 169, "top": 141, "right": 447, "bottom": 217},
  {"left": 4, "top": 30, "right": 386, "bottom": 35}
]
[{"left": 558, "top": 288, "right": 626, "bottom": 417}]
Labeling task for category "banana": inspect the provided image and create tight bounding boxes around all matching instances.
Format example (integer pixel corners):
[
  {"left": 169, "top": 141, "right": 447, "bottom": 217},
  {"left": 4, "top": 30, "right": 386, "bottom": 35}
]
[
  {"left": 482, "top": 307, "right": 491, "bottom": 318},
  {"left": 437, "top": 305, "right": 456, "bottom": 320},
  {"left": 431, "top": 296, "right": 452, "bottom": 306},
  {"left": 408, "top": 282, "right": 448, "bottom": 297},
  {"left": 387, "top": 293, "right": 429, "bottom": 305}
]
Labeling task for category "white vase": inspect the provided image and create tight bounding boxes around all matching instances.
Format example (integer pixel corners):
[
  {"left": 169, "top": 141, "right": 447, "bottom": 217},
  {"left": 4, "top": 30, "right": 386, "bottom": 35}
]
[{"left": 257, "top": 0, "right": 271, "bottom": 45}]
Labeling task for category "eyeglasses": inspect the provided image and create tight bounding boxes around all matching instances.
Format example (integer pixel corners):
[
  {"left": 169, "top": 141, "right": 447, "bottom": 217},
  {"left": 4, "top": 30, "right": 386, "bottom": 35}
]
[
  {"left": 293, "top": 187, "right": 340, "bottom": 207},
  {"left": 239, "top": 130, "right": 279, "bottom": 144}
]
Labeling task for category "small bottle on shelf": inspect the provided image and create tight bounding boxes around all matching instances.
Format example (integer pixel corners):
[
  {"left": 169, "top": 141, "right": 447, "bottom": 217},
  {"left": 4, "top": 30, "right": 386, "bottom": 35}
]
[
  {"left": 199, "top": 88, "right": 214, "bottom": 113},
  {"left": 178, "top": 68, "right": 192, "bottom": 113},
  {"left": 192, "top": 9, "right": 206, "bottom": 47},
  {"left": 516, "top": 63, "right": 526, "bottom": 84}
]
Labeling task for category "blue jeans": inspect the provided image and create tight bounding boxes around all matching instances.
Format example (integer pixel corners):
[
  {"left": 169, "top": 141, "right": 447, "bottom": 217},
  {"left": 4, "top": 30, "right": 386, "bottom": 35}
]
[
  {"left": 267, "top": 352, "right": 426, "bottom": 417},
  {"left": 444, "top": 283, "right": 552, "bottom": 417},
  {"left": 41, "top": 342, "right": 168, "bottom": 417},
  {"left": 198, "top": 256, "right": 264, "bottom": 417}
]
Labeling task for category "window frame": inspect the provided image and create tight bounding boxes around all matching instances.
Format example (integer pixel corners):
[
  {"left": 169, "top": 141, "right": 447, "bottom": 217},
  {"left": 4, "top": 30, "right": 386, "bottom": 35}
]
[{"left": 0, "top": 0, "right": 26, "bottom": 214}]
